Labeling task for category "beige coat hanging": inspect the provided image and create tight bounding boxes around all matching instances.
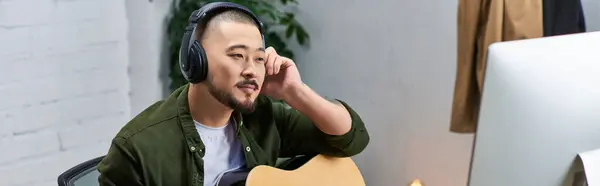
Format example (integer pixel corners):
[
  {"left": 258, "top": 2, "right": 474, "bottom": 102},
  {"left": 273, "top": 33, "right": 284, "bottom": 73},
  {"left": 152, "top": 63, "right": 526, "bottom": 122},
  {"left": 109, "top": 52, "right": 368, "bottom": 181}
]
[{"left": 450, "top": 0, "right": 544, "bottom": 133}]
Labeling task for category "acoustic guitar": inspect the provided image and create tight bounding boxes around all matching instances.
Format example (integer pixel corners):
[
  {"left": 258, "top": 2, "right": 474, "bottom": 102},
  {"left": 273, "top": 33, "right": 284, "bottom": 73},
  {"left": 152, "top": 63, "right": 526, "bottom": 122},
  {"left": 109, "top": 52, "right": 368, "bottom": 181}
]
[{"left": 216, "top": 154, "right": 366, "bottom": 186}]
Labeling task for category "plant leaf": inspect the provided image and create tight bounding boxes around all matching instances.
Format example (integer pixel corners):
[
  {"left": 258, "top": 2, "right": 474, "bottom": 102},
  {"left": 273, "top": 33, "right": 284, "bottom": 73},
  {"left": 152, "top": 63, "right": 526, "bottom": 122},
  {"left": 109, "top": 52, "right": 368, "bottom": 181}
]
[
  {"left": 279, "top": 12, "right": 294, "bottom": 24},
  {"left": 285, "top": 24, "right": 296, "bottom": 38},
  {"left": 295, "top": 24, "right": 308, "bottom": 45}
]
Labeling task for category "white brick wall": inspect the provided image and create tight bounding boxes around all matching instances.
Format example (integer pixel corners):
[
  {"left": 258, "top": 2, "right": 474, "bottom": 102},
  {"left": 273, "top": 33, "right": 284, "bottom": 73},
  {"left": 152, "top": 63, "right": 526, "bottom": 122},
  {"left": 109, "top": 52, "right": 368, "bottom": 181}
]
[{"left": 0, "top": 0, "right": 132, "bottom": 185}]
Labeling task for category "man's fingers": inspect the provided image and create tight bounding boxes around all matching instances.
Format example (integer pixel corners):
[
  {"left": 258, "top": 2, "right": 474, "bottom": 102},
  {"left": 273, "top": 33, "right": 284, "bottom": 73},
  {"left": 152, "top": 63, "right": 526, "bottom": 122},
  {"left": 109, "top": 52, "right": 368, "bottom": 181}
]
[
  {"left": 265, "top": 47, "right": 291, "bottom": 75},
  {"left": 265, "top": 47, "right": 277, "bottom": 75},
  {"left": 265, "top": 46, "right": 276, "bottom": 55},
  {"left": 273, "top": 56, "right": 282, "bottom": 75},
  {"left": 279, "top": 56, "right": 295, "bottom": 69}
]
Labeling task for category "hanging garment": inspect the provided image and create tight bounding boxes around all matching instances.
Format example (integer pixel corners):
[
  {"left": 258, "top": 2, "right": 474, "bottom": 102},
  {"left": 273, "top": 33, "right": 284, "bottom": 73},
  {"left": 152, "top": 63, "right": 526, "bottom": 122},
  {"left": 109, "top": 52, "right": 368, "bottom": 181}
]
[
  {"left": 451, "top": 0, "right": 544, "bottom": 133},
  {"left": 543, "top": 0, "right": 587, "bottom": 36}
]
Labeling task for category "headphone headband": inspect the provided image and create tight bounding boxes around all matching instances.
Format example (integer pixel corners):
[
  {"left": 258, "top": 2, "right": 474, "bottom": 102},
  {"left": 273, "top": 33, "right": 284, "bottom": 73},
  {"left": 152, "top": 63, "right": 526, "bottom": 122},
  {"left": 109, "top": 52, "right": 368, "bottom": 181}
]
[
  {"left": 190, "top": 3, "right": 264, "bottom": 32},
  {"left": 178, "top": 2, "right": 265, "bottom": 84}
]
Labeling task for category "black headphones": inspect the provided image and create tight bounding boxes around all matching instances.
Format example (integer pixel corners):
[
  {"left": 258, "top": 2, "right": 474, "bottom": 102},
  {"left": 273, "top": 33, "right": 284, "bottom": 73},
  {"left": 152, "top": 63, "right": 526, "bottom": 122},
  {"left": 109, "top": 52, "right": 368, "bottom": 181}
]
[{"left": 179, "top": 2, "right": 265, "bottom": 84}]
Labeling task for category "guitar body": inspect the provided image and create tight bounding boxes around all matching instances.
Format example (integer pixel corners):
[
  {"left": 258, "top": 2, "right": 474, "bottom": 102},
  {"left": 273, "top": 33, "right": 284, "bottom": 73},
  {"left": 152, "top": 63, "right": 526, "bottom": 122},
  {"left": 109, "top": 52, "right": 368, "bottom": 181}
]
[{"left": 245, "top": 154, "right": 365, "bottom": 186}]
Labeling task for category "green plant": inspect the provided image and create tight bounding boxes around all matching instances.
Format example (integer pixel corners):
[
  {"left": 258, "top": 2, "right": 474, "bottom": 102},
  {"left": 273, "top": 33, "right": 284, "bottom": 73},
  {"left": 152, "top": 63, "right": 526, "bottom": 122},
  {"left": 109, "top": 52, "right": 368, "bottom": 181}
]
[{"left": 166, "top": 0, "right": 310, "bottom": 91}]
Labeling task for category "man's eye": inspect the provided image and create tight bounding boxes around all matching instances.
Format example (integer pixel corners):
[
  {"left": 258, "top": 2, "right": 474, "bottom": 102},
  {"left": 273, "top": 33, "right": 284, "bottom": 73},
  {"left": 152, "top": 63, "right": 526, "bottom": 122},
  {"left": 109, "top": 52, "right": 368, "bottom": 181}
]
[
  {"left": 228, "top": 54, "right": 243, "bottom": 58},
  {"left": 255, "top": 57, "right": 265, "bottom": 63}
]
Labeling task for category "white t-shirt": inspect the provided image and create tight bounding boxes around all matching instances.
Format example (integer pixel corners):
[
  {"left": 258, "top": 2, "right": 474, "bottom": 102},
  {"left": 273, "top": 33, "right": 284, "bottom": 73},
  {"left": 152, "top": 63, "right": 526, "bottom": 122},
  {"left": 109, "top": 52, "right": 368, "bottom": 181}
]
[{"left": 194, "top": 118, "right": 246, "bottom": 186}]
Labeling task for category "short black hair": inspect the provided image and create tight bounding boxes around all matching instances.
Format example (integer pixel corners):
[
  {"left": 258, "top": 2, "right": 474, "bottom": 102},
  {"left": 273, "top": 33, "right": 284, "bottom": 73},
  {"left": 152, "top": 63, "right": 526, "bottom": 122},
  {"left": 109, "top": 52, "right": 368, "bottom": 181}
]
[{"left": 194, "top": 9, "right": 258, "bottom": 40}]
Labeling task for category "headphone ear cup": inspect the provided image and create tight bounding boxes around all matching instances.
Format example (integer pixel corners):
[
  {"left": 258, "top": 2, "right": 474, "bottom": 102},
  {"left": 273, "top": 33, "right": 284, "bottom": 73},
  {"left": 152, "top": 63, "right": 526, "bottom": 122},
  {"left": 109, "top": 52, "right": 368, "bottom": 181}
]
[
  {"left": 187, "top": 41, "right": 208, "bottom": 83},
  {"left": 179, "top": 46, "right": 193, "bottom": 82}
]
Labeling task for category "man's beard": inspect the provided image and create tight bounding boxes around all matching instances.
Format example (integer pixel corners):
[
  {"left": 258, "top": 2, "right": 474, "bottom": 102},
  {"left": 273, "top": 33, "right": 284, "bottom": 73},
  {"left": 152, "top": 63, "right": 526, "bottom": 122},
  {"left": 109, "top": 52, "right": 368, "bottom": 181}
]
[{"left": 206, "top": 77, "right": 257, "bottom": 113}]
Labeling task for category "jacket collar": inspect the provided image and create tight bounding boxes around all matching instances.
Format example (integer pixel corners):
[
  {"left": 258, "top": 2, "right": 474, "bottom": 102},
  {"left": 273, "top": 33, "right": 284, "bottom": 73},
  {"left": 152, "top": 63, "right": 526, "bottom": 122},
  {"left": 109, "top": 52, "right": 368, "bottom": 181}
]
[{"left": 175, "top": 84, "right": 244, "bottom": 149}]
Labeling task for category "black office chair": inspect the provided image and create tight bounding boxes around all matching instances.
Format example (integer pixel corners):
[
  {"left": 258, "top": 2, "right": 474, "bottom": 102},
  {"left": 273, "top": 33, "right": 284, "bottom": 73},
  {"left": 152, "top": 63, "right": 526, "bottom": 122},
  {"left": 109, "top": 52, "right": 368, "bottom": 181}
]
[{"left": 57, "top": 156, "right": 105, "bottom": 186}]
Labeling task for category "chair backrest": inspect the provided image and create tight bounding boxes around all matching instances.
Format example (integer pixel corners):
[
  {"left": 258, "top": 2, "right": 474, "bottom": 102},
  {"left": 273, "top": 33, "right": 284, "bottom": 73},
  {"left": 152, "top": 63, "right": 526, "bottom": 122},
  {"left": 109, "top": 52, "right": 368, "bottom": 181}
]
[{"left": 58, "top": 156, "right": 105, "bottom": 186}]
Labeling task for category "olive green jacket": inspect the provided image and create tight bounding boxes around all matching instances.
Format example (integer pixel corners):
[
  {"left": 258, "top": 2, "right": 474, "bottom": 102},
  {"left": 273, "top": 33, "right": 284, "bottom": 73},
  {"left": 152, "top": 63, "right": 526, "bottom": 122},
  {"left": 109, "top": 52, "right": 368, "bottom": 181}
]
[{"left": 97, "top": 84, "right": 370, "bottom": 186}]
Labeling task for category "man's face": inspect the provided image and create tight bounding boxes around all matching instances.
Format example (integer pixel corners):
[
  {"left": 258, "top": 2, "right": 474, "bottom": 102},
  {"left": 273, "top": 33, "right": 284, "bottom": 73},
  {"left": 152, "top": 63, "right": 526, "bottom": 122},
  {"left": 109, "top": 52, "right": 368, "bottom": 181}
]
[{"left": 201, "top": 21, "right": 266, "bottom": 112}]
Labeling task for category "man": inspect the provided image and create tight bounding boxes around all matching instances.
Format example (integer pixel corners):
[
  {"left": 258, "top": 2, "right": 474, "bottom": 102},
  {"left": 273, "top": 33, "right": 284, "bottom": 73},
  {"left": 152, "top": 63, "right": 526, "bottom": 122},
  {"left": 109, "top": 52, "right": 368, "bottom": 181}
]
[{"left": 97, "top": 3, "right": 369, "bottom": 186}]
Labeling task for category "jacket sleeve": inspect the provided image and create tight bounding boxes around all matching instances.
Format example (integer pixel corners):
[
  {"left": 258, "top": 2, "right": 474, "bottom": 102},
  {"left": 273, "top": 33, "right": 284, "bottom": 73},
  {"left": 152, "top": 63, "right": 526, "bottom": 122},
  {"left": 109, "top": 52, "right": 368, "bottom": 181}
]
[
  {"left": 272, "top": 98, "right": 370, "bottom": 158},
  {"left": 97, "top": 137, "right": 144, "bottom": 186}
]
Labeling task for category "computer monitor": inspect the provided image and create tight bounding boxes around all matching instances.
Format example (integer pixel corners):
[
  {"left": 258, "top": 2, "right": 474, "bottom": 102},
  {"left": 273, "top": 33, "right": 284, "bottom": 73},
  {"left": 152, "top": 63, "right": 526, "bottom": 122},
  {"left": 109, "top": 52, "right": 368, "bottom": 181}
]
[{"left": 468, "top": 31, "right": 600, "bottom": 186}]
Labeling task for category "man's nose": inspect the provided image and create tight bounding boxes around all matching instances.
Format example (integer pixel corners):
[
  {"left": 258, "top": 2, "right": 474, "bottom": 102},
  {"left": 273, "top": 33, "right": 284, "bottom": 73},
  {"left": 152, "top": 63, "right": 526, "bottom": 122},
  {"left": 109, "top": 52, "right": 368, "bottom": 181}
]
[{"left": 241, "top": 64, "right": 258, "bottom": 79}]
